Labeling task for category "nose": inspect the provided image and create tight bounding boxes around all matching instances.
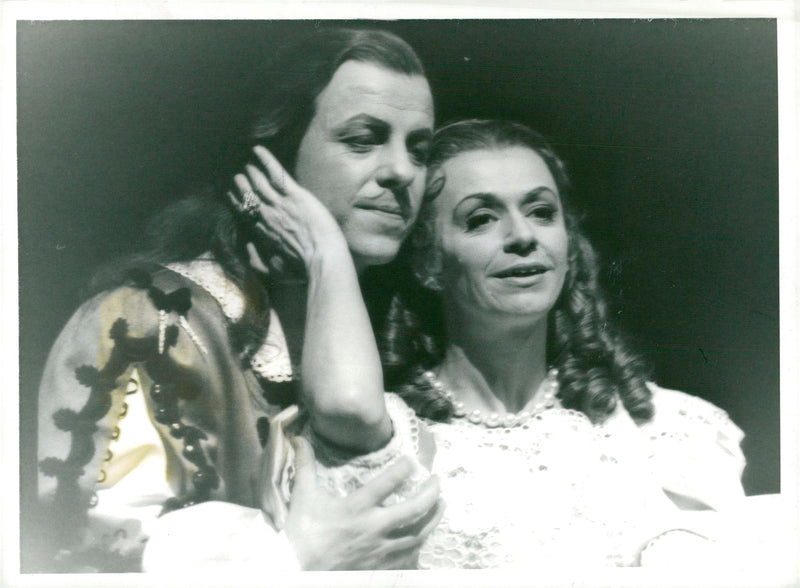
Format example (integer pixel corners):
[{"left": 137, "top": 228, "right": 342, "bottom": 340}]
[
  {"left": 375, "top": 140, "right": 416, "bottom": 192},
  {"left": 503, "top": 212, "right": 537, "bottom": 255}
]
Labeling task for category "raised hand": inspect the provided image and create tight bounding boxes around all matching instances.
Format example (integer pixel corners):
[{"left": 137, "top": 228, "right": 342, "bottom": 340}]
[
  {"left": 283, "top": 437, "right": 444, "bottom": 570},
  {"left": 229, "top": 145, "right": 349, "bottom": 272}
]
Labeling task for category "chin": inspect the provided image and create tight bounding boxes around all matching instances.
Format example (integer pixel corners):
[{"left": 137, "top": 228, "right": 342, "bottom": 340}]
[
  {"left": 490, "top": 295, "right": 558, "bottom": 320},
  {"left": 349, "top": 236, "right": 403, "bottom": 269}
]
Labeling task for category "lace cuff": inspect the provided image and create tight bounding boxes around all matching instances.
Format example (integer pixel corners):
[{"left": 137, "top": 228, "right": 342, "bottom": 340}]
[
  {"left": 306, "top": 393, "right": 427, "bottom": 503},
  {"left": 261, "top": 394, "right": 428, "bottom": 530}
]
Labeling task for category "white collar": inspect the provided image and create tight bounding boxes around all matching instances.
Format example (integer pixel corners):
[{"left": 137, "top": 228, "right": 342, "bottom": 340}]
[{"left": 166, "top": 257, "right": 295, "bottom": 383}]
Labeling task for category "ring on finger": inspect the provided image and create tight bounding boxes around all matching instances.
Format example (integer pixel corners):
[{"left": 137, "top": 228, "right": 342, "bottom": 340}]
[{"left": 235, "top": 190, "right": 260, "bottom": 219}]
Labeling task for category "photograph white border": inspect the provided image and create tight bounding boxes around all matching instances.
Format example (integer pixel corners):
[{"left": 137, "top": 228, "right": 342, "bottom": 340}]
[{"left": 2, "top": 2, "right": 797, "bottom": 587}]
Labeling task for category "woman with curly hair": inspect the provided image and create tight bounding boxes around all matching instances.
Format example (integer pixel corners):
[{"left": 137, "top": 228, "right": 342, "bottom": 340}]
[
  {"left": 383, "top": 119, "right": 655, "bottom": 426},
  {"left": 251, "top": 118, "right": 748, "bottom": 569}
]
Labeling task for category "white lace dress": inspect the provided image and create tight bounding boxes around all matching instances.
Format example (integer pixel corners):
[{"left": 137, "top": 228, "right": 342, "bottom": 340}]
[{"left": 280, "top": 386, "right": 747, "bottom": 569}]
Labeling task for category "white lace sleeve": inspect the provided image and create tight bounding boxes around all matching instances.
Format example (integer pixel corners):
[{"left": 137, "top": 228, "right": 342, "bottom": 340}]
[
  {"left": 305, "top": 393, "right": 429, "bottom": 503},
  {"left": 641, "top": 384, "right": 745, "bottom": 511}
]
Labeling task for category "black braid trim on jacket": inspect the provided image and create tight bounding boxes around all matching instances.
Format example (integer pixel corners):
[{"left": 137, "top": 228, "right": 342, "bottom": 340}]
[{"left": 38, "top": 272, "right": 220, "bottom": 570}]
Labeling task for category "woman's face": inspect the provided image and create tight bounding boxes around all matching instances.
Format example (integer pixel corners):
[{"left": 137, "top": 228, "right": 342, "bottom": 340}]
[
  {"left": 294, "top": 60, "right": 434, "bottom": 269},
  {"left": 431, "top": 146, "right": 569, "bottom": 323}
]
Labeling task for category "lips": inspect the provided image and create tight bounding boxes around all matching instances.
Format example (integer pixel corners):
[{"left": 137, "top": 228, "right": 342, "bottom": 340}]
[
  {"left": 356, "top": 203, "right": 405, "bottom": 217},
  {"left": 491, "top": 263, "right": 550, "bottom": 279},
  {"left": 354, "top": 196, "right": 410, "bottom": 226}
]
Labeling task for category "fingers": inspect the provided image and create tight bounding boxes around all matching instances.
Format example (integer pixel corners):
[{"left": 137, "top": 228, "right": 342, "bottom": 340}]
[
  {"left": 376, "top": 498, "right": 445, "bottom": 569},
  {"left": 230, "top": 170, "right": 304, "bottom": 257},
  {"left": 289, "top": 436, "right": 318, "bottom": 497},
  {"left": 229, "top": 173, "right": 257, "bottom": 211},
  {"left": 349, "top": 456, "right": 415, "bottom": 507},
  {"left": 381, "top": 546, "right": 422, "bottom": 570},
  {"left": 232, "top": 172, "right": 253, "bottom": 198},
  {"left": 231, "top": 145, "right": 300, "bottom": 209},
  {"left": 245, "top": 242, "right": 270, "bottom": 275},
  {"left": 424, "top": 498, "right": 446, "bottom": 535},
  {"left": 391, "top": 498, "right": 445, "bottom": 547},
  {"left": 381, "top": 475, "right": 442, "bottom": 530},
  {"left": 253, "top": 145, "right": 301, "bottom": 195},
  {"left": 376, "top": 498, "right": 444, "bottom": 570},
  {"left": 230, "top": 158, "right": 283, "bottom": 210},
  {"left": 243, "top": 164, "right": 284, "bottom": 207}
]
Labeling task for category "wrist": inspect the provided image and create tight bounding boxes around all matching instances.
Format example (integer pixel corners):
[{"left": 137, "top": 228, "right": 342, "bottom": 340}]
[{"left": 306, "top": 233, "right": 355, "bottom": 278}]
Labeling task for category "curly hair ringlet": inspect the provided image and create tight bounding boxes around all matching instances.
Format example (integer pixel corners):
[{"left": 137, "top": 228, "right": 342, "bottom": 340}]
[{"left": 380, "top": 119, "right": 654, "bottom": 425}]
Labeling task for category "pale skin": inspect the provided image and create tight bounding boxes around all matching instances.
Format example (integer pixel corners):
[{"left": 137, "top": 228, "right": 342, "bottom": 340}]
[
  {"left": 230, "top": 61, "right": 440, "bottom": 569},
  {"left": 233, "top": 60, "right": 434, "bottom": 453},
  {"left": 233, "top": 145, "right": 442, "bottom": 571},
  {"left": 234, "top": 137, "right": 749, "bottom": 571},
  {"left": 293, "top": 61, "right": 433, "bottom": 270},
  {"left": 244, "top": 143, "right": 570, "bottom": 434},
  {"left": 235, "top": 146, "right": 390, "bottom": 451},
  {"left": 284, "top": 438, "right": 442, "bottom": 570},
  {"left": 235, "top": 143, "right": 569, "bottom": 569},
  {"left": 426, "top": 146, "right": 569, "bottom": 415}
]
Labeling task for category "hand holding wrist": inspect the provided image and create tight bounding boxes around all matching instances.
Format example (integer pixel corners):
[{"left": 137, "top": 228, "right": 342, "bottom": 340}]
[{"left": 279, "top": 438, "right": 444, "bottom": 570}]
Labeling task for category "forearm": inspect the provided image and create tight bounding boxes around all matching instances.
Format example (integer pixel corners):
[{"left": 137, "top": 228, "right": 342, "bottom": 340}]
[
  {"left": 234, "top": 145, "right": 390, "bottom": 452},
  {"left": 301, "top": 237, "right": 391, "bottom": 453}
]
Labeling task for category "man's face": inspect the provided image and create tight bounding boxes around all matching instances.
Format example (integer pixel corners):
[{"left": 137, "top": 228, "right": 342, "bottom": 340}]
[{"left": 294, "top": 60, "right": 434, "bottom": 270}]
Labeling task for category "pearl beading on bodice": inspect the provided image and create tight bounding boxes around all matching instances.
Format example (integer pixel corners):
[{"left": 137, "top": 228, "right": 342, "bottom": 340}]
[{"left": 421, "top": 368, "right": 559, "bottom": 428}]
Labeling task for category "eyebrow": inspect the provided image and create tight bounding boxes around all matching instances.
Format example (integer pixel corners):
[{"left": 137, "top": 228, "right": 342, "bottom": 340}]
[
  {"left": 333, "top": 114, "right": 433, "bottom": 138},
  {"left": 456, "top": 187, "right": 557, "bottom": 207},
  {"left": 336, "top": 114, "right": 386, "bottom": 129},
  {"left": 452, "top": 187, "right": 558, "bottom": 218}
]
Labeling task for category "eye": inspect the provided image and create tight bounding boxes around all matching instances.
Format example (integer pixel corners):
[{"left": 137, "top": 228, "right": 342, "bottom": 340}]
[
  {"left": 408, "top": 139, "right": 431, "bottom": 166},
  {"left": 465, "top": 211, "right": 497, "bottom": 231},
  {"left": 527, "top": 203, "right": 558, "bottom": 223},
  {"left": 342, "top": 133, "right": 380, "bottom": 153}
]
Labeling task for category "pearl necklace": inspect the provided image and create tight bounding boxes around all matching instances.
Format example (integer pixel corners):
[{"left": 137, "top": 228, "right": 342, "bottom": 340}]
[{"left": 421, "top": 368, "right": 560, "bottom": 429}]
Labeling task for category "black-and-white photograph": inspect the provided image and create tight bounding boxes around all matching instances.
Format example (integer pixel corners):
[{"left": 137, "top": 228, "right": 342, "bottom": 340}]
[{"left": 5, "top": 5, "right": 798, "bottom": 587}]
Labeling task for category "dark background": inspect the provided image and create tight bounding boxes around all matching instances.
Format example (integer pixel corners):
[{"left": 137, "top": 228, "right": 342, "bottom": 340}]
[{"left": 18, "top": 19, "right": 779, "bottom": 549}]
